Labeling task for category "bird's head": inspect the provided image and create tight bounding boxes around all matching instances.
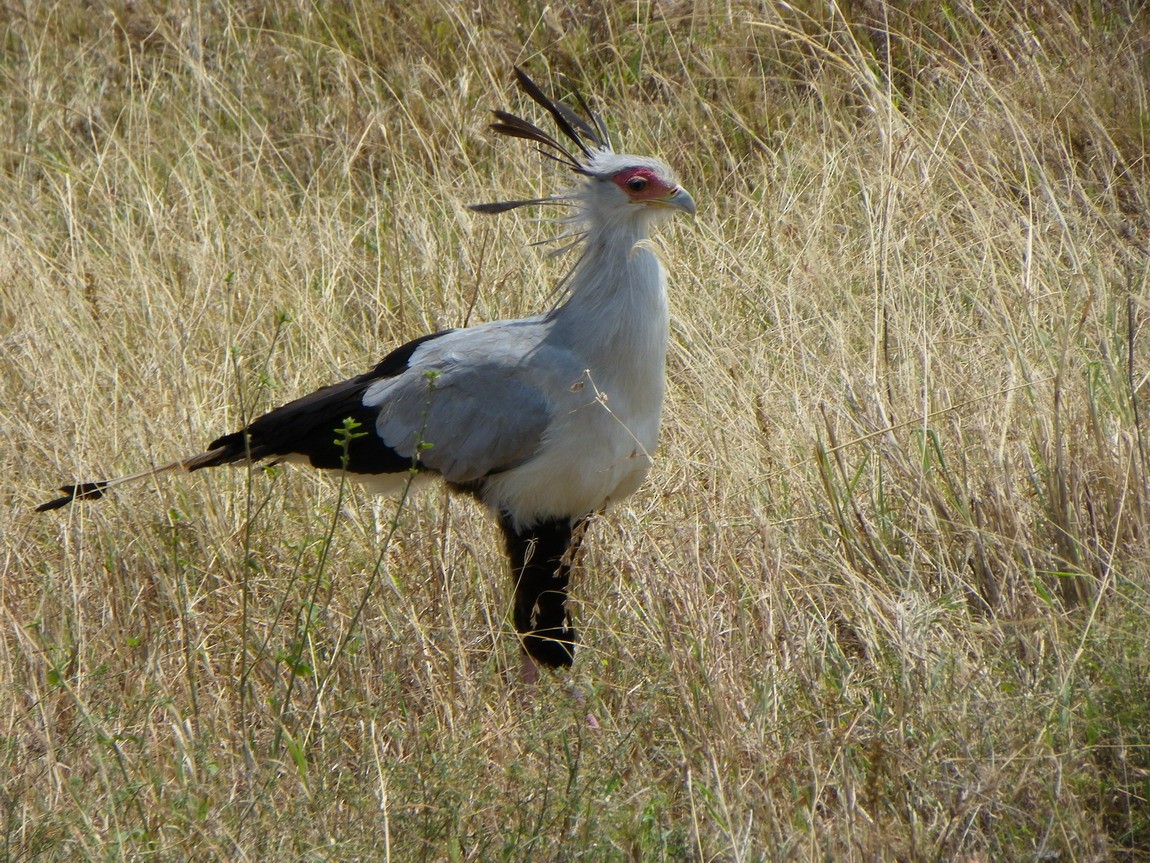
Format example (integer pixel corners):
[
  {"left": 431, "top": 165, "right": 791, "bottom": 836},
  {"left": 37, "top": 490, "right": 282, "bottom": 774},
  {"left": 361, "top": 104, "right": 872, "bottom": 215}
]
[
  {"left": 578, "top": 152, "right": 696, "bottom": 226},
  {"left": 470, "top": 68, "right": 695, "bottom": 229}
]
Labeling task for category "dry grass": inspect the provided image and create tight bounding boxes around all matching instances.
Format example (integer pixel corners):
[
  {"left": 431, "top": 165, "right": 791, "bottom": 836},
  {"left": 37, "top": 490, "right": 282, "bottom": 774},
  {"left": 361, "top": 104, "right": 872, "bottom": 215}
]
[{"left": 3, "top": 1, "right": 1150, "bottom": 860}]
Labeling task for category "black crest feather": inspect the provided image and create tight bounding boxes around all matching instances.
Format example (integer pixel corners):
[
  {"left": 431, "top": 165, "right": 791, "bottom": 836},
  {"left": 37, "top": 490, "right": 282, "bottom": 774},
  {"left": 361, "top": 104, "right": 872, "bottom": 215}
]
[
  {"left": 510, "top": 67, "right": 598, "bottom": 159},
  {"left": 488, "top": 110, "right": 582, "bottom": 172},
  {"left": 471, "top": 66, "right": 610, "bottom": 215},
  {"left": 469, "top": 198, "right": 558, "bottom": 214}
]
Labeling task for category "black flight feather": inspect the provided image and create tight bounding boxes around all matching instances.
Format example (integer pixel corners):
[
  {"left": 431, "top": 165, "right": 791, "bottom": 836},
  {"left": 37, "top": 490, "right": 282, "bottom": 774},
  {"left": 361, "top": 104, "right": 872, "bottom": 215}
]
[
  {"left": 200, "top": 329, "right": 452, "bottom": 474},
  {"left": 36, "top": 330, "right": 454, "bottom": 511}
]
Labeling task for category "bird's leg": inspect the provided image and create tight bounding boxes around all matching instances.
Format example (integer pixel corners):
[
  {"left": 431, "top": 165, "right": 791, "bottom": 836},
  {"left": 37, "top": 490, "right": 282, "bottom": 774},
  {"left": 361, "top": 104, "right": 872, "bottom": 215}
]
[{"left": 499, "top": 513, "right": 586, "bottom": 671}]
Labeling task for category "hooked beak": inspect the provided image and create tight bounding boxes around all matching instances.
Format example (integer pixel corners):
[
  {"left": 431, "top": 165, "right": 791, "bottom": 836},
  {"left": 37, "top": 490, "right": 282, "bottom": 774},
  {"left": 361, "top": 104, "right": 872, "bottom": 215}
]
[{"left": 651, "top": 186, "right": 696, "bottom": 216}]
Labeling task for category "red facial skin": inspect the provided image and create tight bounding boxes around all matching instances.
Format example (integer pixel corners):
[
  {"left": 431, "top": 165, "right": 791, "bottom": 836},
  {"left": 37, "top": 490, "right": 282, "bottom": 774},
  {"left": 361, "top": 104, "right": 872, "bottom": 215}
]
[{"left": 611, "top": 167, "right": 677, "bottom": 202}]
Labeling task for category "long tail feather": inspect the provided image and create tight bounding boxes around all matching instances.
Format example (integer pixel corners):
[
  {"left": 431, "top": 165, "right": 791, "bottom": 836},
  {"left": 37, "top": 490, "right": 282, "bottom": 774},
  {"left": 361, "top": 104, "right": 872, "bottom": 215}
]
[
  {"left": 35, "top": 446, "right": 235, "bottom": 512},
  {"left": 36, "top": 481, "right": 111, "bottom": 511}
]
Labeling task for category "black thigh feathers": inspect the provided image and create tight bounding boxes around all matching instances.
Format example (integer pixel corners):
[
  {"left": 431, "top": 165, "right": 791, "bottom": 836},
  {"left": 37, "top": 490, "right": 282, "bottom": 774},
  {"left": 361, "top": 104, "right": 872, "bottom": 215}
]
[{"left": 499, "top": 513, "right": 585, "bottom": 667}]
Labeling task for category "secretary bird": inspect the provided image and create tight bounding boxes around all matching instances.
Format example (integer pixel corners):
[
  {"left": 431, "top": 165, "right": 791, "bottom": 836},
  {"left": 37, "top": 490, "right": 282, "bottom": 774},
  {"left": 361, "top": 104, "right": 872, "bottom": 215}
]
[{"left": 37, "top": 66, "right": 695, "bottom": 672}]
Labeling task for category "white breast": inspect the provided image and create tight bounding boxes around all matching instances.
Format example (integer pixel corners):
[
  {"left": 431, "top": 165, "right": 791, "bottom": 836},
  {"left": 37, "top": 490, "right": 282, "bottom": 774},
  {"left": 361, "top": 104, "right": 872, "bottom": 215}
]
[{"left": 482, "top": 243, "right": 669, "bottom": 527}]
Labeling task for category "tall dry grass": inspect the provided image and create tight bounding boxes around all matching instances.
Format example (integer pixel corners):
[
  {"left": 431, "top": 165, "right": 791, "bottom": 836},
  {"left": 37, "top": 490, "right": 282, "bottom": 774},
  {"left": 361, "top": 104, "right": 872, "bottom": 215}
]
[{"left": 2, "top": 1, "right": 1149, "bottom": 860}]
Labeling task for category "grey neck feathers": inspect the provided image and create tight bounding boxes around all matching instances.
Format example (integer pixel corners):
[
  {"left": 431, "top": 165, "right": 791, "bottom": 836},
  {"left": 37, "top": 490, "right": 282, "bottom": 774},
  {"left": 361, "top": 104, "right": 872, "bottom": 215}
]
[{"left": 551, "top": 218, "right": 669, "bottom": 373}]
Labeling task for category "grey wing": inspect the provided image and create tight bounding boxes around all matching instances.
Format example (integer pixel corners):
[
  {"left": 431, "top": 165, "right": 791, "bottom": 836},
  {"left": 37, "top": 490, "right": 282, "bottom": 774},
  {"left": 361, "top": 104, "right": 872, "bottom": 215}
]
[{"left": 362, "top": 332, "right": 559, "bottom": 483}]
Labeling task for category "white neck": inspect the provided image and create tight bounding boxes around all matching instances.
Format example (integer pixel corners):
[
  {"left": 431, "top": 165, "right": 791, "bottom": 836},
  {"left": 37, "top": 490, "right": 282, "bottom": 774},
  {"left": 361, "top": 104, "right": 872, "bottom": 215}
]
[{"left": 550, "top": 217, "right": 669, "bottom": 412}]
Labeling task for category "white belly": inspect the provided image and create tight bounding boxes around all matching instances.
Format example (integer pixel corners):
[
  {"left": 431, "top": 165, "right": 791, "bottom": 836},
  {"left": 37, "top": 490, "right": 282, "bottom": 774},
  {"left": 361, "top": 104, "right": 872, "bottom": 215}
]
[{"left": 480, "top": 387, "right": 661, "bottom": 528}]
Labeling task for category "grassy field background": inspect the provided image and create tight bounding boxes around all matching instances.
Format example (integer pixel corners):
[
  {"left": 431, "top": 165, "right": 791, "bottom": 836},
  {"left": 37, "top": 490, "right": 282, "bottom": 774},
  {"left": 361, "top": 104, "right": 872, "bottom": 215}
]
[{"left": 3, "top": 1, "right": 1149, "bottom": 859}]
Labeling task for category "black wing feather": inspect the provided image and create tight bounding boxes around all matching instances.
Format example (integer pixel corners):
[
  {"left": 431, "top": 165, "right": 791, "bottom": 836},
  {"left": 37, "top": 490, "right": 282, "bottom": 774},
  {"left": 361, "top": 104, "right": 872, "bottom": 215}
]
[
  {"left": 202, "top": 329, "right": 454, "bottom": 474},
  {"left": 37, "top": 329, "right": 455, "bottom": 511}
]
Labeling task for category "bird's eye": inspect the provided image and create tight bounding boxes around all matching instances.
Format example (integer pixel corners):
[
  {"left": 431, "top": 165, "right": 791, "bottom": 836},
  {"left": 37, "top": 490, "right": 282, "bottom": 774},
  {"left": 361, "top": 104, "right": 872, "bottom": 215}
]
[{"left": 626, "top": 176, "right": 648, "bottom": 192}]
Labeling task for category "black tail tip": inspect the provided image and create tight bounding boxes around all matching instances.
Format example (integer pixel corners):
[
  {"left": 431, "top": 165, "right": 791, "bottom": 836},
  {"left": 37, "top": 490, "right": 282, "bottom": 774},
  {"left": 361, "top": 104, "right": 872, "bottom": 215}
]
[{"left": 35, "top": 482, "right": 109, "bottom": 512}]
